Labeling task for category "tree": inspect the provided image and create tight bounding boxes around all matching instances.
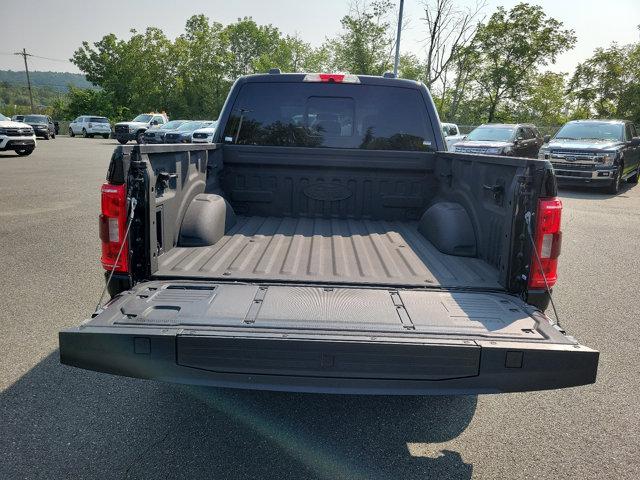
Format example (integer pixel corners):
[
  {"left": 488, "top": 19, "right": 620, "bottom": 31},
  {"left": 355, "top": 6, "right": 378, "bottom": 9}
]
[
  {"left": 171, "top": 15, "right": 229, "bottom": 118},
  {"left": 222, "top": 17, "right": 283, "bottom": 78},
  {"left": 397, "top": 53, "right": 424, "bottom": 81},
  {"left": 521, "top": 72, "right": 569, "bottom": 126},
  {"left": 56, "top": 86, "right": 126, "bottom": 121},
  {"left": 327, "top": 0, "right": 396, "bottom": 75},
  {"left": 71, "top": 27, "right": 176, "bottom": 114},
  {"left": 568, "top": 41, "right": 640, "bottom": 123},
  {"left": 468, "top": 3, "right": 576, "bottom": 122},
  {"left": 420, "top": 0, "right": 485, "bottom": 90}
]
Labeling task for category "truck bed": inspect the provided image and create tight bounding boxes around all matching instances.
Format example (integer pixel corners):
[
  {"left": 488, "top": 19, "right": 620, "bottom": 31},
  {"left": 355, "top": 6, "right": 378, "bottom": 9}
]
[{"left": 156, "top": 216, "right": 501, "bottom": 288}]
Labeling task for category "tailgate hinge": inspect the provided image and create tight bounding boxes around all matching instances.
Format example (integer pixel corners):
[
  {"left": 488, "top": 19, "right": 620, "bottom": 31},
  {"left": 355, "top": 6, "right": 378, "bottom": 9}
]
[
  {"left": 244, "top": 286, "right": 268, "bottom": 324},
  {"left": 390, "top": 291, "right": 414, "bottom": 330}
]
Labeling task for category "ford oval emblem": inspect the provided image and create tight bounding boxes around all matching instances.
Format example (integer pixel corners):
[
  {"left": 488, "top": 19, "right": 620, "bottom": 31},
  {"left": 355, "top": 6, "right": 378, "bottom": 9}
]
[{"left": 303, "top": 183, "right": 352, "bottom": 202}]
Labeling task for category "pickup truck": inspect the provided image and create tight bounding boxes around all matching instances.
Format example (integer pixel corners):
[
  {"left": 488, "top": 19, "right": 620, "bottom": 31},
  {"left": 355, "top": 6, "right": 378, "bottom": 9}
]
[
  {"left": 59, "top": 73, "right": 598, "bottom": 395},
  {"left": 113, "top": 113, "right": 169, "bottom": 144},
  {"left": 539, "top": 119, "right": 640, "bottom": 194},
  {"left": 441, "top": 122, "right": 465, "bottom": 150}
]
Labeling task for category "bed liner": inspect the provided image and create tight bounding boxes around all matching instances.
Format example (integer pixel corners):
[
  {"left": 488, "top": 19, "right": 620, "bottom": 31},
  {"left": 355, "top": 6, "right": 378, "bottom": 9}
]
[{"left": 156, "top": 216, "right": 501, "bottom": 288}]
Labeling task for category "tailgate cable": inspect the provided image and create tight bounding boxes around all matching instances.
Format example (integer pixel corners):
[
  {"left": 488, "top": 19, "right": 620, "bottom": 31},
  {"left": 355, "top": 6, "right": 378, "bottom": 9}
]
[
  {"left": 94, "top": 197, "right": 137, "bottom": 313},
  {"left": 524, "top": 211, "right": 562, "bottom": 328}
]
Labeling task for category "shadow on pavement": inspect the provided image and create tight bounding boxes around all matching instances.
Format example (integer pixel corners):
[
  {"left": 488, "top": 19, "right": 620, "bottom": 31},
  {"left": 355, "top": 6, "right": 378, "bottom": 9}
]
[
  {"left": 558, "top": 181, "right": 634, "bottom": 199},
  {"left": 1, "top": 351, "right": 475, "bottom": 480}
]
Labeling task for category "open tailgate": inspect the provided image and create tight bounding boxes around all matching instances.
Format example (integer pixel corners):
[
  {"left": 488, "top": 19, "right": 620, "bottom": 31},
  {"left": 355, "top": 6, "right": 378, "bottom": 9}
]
[{"left": 60, "top": 281, "right": 598, "bottom": 395}]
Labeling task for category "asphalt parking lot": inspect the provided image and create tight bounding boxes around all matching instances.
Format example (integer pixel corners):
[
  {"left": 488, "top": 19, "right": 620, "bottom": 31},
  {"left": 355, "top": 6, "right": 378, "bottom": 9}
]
[{"left": 1, "top": 136, "right": 639, "bottom": 479}]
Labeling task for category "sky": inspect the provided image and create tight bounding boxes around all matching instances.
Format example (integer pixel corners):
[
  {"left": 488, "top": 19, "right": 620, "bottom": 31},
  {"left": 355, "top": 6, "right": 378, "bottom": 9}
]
[{"left": 1, "top": 0, "right": 639, "bottom": 76}]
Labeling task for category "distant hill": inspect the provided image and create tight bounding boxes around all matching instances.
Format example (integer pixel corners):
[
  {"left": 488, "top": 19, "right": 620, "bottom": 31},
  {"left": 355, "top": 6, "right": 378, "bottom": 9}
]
[{"left": 0, "top": 70, "right": 96, "bottom": 92}]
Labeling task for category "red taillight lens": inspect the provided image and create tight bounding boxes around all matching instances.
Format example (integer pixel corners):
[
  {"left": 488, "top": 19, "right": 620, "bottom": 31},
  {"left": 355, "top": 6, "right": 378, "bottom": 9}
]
[
  {"left": 303, "top": 73, "right": 360, "bottom": 83},
  {"left": 99, "top": 183, "right": 128, "bottom": 273},
  {"left": 529, "top": 197, "right": 562, "bottom": 289}
]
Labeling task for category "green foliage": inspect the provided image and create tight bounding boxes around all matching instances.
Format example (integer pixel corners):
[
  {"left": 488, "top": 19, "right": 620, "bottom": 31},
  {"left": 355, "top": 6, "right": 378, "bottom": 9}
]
[
  {"left": 517, "top": 72, "right": 570, "bottom": 126},
  {"left": 326, "top": 0, "right": 396, "bottom": 75},
  {"left": 568, "top": 42, "right": 640, "bottom": 123},
  {"left": 0, "top": 82, "right": 65, "bottom": 115},
  {"left": 397, "top": 54, "right": 424, "bottom": 81},
  {"left": 465, "top": 3, "right": 576, "bottom": 122},
  {"left": 0, "top": 70, "right": 95, "bottom": 92},
  {"left": 68, "top": 15, "right": 334, "bottom": 121},
  {"left": 52, "top": 86, "right": 128, "bottom": 122}
]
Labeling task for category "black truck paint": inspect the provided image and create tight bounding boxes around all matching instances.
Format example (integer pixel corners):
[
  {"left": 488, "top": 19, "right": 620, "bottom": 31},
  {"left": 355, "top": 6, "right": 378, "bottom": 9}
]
[
  {"left": 539, "top": 119, "right": 640, "bottom": 194},
  {"left": 59, "top": 74, "right": 598, "bottom": 394}
]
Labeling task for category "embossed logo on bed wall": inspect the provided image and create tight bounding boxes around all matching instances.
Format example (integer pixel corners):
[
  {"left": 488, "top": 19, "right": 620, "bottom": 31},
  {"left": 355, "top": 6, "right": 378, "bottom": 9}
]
[{"left": 303, "top": 183, "right": 353, "bottom": 201}]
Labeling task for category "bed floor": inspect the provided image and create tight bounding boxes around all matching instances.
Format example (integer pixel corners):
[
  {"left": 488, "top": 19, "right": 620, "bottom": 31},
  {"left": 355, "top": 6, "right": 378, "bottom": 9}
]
[{"left": 156, "top": 216, "right": 501, "bottom": 288}]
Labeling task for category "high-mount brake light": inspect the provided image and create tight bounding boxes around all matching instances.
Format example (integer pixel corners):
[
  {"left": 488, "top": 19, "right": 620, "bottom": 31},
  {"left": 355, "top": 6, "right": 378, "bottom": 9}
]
[
  {"left": 529, "top": 197, "right": 562, "bottom": 289},
  {"left": 99, "top": 183, "right": 129, "bottom": 273},
  {"left": 303, "top": 73, "right": 361, "bottom": 84}
]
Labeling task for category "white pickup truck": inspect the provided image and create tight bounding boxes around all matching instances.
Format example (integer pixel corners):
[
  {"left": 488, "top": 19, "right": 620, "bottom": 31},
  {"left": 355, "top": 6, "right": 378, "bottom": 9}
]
[
  {"left": 442, "top": 122, "right": 465, "bottom": 150},
  {"left": 113, "top": 113, "right": 169, "bottom": 144}
]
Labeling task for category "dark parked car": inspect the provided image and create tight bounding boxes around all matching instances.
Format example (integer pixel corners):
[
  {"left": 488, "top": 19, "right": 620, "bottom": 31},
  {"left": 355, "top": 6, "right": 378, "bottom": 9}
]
[
  {"left": 142, "top": 119, "right": 189, "bottom": 144},
  {"left": 22, "top": 114, "right": 56, "bottom": 140},
  {"left": 163, "top": 120, "right": 215, "bottom": 143},
  {"left": 538, "top": 119, "right": 640, "bottom": 194},
  {"left": 453, "top": 123, "right": 543, "bottom": 158}
]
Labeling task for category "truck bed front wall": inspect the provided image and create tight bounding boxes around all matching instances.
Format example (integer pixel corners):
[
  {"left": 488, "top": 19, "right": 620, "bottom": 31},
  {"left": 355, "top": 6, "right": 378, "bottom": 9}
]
[{"left": 59, "top": 281, "right": 598, "bottom": 395}]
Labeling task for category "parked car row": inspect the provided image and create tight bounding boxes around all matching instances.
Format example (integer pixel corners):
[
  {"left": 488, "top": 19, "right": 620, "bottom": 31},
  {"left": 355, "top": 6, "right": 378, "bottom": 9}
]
[
  {"left": 442, "top": 119, "right": 640, "bottom": 193},
  {"left": 143, "top": 119, "right": 217, "bottom": 144},
  {"left": 64, "top": 113, "right": 219, "bottom": 145}
]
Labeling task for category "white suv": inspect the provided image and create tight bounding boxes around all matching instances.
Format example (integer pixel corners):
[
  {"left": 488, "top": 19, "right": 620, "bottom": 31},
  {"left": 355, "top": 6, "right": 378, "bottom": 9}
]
[
  {"left": 69, "top": 116, "right": 112, "bottom": 139},
  {"left": 191, "top": 121, "right": 218, "bottom": 143},
  {"left": 0, "top": 113, "right": 36, "bottom": 156}
]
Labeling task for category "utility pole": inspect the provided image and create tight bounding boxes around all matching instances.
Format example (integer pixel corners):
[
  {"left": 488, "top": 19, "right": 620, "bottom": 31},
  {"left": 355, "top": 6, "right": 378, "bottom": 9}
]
[
  {"left": 14, "top": 48, "right": 34, "bottom": 113},
  {"left": 393, "top": 0, "right": 405, "bottom": 77}
]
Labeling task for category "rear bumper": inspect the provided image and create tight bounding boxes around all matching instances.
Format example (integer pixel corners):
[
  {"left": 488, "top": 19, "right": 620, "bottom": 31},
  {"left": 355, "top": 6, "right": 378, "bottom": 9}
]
[{"left": 59, "top": 325, "right": 598, "bottom": 395}]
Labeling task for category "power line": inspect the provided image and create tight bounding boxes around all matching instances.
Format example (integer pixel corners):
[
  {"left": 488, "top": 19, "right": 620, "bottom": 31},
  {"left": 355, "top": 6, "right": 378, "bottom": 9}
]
[
  {"left": 0, "top": 51, "right": 70, "bottom": 62},
  {"left": 29, "top": 54, "right": 71, "bottom": 63}
]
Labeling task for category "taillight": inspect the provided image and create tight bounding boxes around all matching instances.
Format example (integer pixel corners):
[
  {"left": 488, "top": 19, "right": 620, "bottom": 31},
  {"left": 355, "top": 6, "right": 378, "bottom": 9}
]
[
  {"left": 303, "top": 73, "right": 361, "bottom": 84},
  {"left": 99, "top": 183, "right": 129, "bottom": 273},
  {"left": 529, "top": 197, "right": 562, "bottom": 289}
]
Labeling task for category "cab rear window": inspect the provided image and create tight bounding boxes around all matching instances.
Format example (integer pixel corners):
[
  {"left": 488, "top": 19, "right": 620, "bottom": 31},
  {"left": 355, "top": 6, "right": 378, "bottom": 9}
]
[{"left": 223, "top": 83, "right": 434, "bottom": 151}]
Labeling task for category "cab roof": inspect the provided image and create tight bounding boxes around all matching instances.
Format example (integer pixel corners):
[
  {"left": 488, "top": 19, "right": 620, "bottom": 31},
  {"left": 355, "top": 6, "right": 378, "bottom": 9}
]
[{"left": 239, "top": 72, "right": 423, "bottom": 89}]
